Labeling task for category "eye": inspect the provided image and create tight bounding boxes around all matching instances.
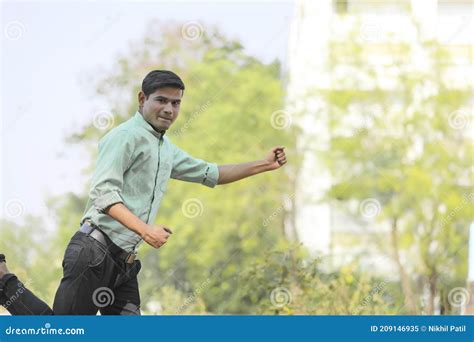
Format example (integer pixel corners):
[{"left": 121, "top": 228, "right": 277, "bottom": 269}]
[
  {"left": 172, "top": 101, "right": 180, "bottom": 107},
  {"left": 158, "top": 98, "right": 167, "bottom": 104}
]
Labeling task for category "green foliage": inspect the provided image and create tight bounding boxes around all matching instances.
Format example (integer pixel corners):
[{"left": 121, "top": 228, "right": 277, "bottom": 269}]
[
  {"left": 0, "top": 216, "right": 61, "bottom": 306},
  {"left": 2, "top": 18, "right": 467, "bottom": 316},
  {"left": 240, "top": 248, "right": 401, "bottom": 315},
  {"left": 319, "top": 21, "right": 473, "bottom": 314}
]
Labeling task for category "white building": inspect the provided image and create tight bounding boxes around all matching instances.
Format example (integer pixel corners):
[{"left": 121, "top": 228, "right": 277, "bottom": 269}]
[{"left": 286, "top": 0, "right": 473, "bottom": 273}]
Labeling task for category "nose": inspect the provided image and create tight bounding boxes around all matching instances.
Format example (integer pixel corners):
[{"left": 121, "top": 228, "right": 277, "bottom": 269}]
[{"left": 163, "top": 102, "right": 173, "bottom": 115}]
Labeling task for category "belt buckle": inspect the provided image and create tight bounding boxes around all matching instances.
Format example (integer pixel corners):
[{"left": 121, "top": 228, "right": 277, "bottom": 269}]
[
  {"left": 125, "top": 253, "right": 136, "bottom": 264},
  {"left": 83, "top": 220, "right": 95, "bottom": 232}
]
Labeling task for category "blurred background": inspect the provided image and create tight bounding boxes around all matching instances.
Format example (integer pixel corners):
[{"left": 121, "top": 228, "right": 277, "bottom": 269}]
[{"left": 1, "top": 0, "right": 473, "bottom": 315}]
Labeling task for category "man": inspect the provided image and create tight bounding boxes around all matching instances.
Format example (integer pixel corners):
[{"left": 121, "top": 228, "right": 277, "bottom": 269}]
[{"left": 0, "top": 70, "right": 287, "bottom": 315}]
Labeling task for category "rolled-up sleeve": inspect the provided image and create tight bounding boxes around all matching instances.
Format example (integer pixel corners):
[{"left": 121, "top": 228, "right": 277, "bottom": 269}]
[
  {"left": 171, "top": 145, "right": 219, "bottom": 188},
  {"left": 90, "top": 129, "right": 136, "bottom": 212}
]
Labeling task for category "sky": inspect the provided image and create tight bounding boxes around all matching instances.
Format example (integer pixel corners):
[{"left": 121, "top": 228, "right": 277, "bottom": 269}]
[{"left": 1, "top": 0, "right": 294, "bottom": 225}]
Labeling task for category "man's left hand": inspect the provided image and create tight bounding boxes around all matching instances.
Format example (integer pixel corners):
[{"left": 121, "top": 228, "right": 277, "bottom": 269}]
[{"left": 265, "top": 146, "right": 287, "bottom": 170}]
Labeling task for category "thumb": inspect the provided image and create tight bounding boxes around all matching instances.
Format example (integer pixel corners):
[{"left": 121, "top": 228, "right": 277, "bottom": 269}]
[{"left": 272, "top": 146, "right": 285, "bottom": 153}]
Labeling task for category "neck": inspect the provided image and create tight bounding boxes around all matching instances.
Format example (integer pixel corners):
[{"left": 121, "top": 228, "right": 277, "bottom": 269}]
[{"left": 138, "top": 109, "right": 166, "bottom": 135}]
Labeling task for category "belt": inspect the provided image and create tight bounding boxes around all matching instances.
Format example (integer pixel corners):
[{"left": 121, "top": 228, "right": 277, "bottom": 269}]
[{"left": 79, "top": 221, "right": 137, "bottom": 264}]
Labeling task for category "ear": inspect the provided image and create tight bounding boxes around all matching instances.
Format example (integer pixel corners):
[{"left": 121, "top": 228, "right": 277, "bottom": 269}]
[{"left": 138, "top": 91, "right": 146, "bottom": 106}]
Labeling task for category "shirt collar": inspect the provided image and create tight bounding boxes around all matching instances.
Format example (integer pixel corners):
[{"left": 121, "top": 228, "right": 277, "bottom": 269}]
[{"left": 134, "top": 111, "right": 165, "bottom": 139}]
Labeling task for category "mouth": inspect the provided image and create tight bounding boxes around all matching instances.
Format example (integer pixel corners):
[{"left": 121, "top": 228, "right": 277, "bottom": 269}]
[{"left": 157, "top": 116, "right": 172, "bottom": 124}]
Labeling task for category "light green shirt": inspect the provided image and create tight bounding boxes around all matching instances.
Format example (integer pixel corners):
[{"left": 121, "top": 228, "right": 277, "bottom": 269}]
[{"left": 81, "top": 111, "right": 219, "bottom": 252}]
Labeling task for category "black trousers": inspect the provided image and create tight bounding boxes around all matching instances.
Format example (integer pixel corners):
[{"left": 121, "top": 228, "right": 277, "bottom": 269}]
[{"left": 1, "top": 230, "right": 142, "bottom": 315}]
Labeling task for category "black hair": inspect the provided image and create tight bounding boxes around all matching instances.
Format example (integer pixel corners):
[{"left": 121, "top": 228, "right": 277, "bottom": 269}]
[{"left": 141, "top": 70, "right": 185, "bottom": 97}]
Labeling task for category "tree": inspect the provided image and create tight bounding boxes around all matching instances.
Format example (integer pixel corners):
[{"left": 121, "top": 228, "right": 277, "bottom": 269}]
[
  {"left": 68, "top": 21, "right": 297, "bottom": 313},
  {"left": 318, "top": 20, "right": 472, "bottom": 314}
]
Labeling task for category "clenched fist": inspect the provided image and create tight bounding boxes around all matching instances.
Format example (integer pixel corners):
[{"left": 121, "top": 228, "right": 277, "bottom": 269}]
[
  {"left": 264, "top": 146, "right": 287, "bottom": 170},
  {"left": 141, "top": 224, "right": 173, "bottom": 248}
]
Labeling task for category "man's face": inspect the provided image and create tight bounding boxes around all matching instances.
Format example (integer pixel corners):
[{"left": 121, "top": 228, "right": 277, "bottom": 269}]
[{"left": 138, "top": 87, "right": 183, "bottom": 131}]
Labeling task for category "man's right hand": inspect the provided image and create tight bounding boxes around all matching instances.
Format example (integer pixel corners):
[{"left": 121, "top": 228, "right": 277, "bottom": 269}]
[
  {"left": 140, "top": 224, "right": 173, "bottom": 248},
  {"left": 104, "top": 203, "right": 173, "bottom": 248}
]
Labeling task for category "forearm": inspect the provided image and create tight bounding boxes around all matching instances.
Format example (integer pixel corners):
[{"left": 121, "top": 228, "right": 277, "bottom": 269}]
[
  {"left": 217, "top": 160, "right": 272, "bottom": 185},
  {"left": 104, "top": 202, "right": 148, "bottom": 237}
]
